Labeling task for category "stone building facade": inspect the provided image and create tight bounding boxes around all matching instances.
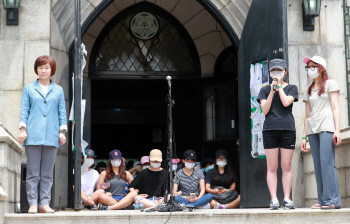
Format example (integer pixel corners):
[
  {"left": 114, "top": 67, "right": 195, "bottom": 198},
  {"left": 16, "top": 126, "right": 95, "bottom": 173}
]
[{"left": 0, "top": 0, "right": 349, "bottom": 215}]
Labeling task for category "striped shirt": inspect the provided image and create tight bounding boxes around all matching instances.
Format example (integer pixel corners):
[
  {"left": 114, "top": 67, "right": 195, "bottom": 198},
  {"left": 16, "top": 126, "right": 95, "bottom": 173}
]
[{"left": 173, "top": 167, "right": 204, "bottom": 197}]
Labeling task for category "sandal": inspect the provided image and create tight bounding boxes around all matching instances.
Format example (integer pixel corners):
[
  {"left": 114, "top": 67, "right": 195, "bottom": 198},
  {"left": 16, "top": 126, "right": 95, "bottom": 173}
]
[
  {"left": 91, "top": 204, "right": 98, "bottom": 210},
  {"left": 311, "top": 203, "right": 322, "bottom": 209},
  {"left": 321, "top": 205, "right": 340, "bottom": 209}
]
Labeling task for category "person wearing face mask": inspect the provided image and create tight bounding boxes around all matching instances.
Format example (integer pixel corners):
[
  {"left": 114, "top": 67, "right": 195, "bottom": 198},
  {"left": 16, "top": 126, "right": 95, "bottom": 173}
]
[
  {"left": 257, "top": 59, "right": 298, "bottom": 210},
  {"left": 205, "top": 149, "right": 240, "bottom": 209},
  {"left": 173, "top": 150, "right": 213, "bottom": 208},
  {"left": 301, "top": 56, "right": 341, "bottom": 209},
  {"left": 129, "top": 149, "right": 167, "bottom": 208},
  {"left": 201, "top": 158, "right": 215, "bottom": 175},
  {"left": 96, "top": 149, "right": 137, "bottom": 210},
  {"left": 80, "top": 149, "right": 102, "bottom": 209},
  {"left": 140, "top": 156, "right": 151, "bottom": 170}
]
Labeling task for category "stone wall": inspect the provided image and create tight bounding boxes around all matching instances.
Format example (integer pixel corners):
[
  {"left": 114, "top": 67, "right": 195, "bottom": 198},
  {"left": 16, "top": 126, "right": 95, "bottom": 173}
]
[
  {"left": 287, "top": 0, "right": 348, "bottom": 207},
  {"left": 0, "top": 125, "right": 24, "bottom": 224}
]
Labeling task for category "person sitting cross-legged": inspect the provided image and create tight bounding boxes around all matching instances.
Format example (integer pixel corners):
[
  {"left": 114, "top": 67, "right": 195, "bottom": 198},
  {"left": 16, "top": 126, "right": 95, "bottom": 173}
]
[
  {"left": 96, "top": 149, "right": 138, "bottom": 210},
  {"left": 173, "top": 149, "right": 213, "bottom": 208},
  {"left": 128, "top": 149, "right": 167, "bottom": 209}
]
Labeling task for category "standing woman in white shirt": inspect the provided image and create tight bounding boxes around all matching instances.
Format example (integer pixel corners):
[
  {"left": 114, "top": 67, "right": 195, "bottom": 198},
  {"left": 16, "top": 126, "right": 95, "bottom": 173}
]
[
  {"left": 301, "top": 56, "right": 342, "bottom": 209},
  {"left": 18, "top": 55, "right": 67, "bottom": 213}
]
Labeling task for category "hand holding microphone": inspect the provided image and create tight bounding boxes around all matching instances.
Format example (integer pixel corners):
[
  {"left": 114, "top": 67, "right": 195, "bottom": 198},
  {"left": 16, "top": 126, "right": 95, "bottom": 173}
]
[{"left": 273, "top": 78, "right": 278, "bottom": 91}]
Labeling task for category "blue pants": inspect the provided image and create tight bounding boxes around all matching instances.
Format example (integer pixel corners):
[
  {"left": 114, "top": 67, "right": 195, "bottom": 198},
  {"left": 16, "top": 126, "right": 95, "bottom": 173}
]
[
  {"left": 174, "top": 193, "right": 213, "bottom": 207},
  {"left": 308, "top": 132, "right": 341, "bottom": 207}
]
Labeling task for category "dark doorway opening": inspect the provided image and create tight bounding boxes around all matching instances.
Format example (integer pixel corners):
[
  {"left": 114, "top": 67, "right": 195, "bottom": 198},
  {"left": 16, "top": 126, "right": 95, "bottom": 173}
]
[{"left": 91, "top": 79, "right": 203, "bottom": 160}]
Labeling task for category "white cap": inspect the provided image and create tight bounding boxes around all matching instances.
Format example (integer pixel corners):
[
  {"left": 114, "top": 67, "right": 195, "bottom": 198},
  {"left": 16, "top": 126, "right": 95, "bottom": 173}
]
[{"left": 303, "top": 56, "right": 327, "bottom": 69}]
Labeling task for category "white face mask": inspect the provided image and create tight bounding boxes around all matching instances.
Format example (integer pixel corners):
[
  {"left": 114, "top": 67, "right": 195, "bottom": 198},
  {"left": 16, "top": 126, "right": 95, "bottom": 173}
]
[
  {"left": 185, "top": 162, "right": 196, "bottom": 169},
  {"left": 308, "top": 68, "right": 319, "bottom": 80},
  {"left": 111, "top": 159, "right": 121, "bottom": 167},
  {"left": 86, "top": 158, "right": 94, "bottom": 168},
  {"left": 270, "top": 70, "right": 285, "bottom": 80},
  {"left": 150, "top": 162, "right": 161, "bottom": 168},
  {"left": 216, "top": 161, "right": 227, "bottom": 168},
  {"left": 142, "top": 165, "right": 151, "bottom": 170}
]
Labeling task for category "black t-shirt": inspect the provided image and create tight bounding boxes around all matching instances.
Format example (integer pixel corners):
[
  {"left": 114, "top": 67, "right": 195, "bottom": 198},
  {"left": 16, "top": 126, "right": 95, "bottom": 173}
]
[
  {"left": 128, "top": 168, "right": 166, "bottom": 197},
  {"left": 257, "top": 84, "right": 298, "bottom": 131},
  {"left": 205, "top": 168, "right": 238, "bottom": 189}
]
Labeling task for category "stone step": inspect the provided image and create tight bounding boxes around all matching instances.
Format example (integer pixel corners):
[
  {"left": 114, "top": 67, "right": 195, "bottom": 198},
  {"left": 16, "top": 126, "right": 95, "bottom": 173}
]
[{"left": 4, "top": 208, "right": 350, "bottom": 224}]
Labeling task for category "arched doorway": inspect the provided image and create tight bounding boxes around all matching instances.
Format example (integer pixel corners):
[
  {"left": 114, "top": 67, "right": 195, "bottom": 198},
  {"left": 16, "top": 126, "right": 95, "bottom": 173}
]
[{"left": 68, "top": 0, "right": 241, "bottom": 208}]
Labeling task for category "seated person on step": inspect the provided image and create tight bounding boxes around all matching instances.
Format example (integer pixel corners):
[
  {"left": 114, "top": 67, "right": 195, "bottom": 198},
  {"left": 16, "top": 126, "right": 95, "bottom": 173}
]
[
  {"left": 205, "top": 149, "right": 240, "bottom": 209},
  {"left": 96, "top": 149, "right": 137, "bottom": 210},
  {"left": 173, "top": 149, "right": 213, "bottom": 208},
  {"left": 128, "top": 149, "right": 167, "bottom": 208},
  {"left": 80, "top": 149, "right": 105, "bottom": 210}
]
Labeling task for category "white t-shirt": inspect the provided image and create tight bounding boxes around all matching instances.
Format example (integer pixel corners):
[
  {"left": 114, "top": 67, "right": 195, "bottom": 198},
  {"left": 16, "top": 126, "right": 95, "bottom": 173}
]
[
  {"left": 303, "top": 79, "right": 340, "bottom": 135},
  {"left": 81, "top": 169, "right": 100, "bottom": 195},
  {"left": 39, "top": 83, "right": 49, "bottom": 96}
]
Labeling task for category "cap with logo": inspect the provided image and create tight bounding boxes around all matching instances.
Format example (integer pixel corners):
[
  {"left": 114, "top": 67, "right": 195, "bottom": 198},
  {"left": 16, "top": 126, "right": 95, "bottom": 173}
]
[
  {"left": 149, "top": 149, "right": 162, "bottom": 162},
  {"left": 269, "top": 59, "right": 287, "bottom": 71},
  {"left": 109, "top": 149, "right": 122, "bottom": 160},
  {"left": 303, "top": 56, "right": 327, "bottom": 69},
  {"left": 81, "top": 149, "right": 97, "bottom": 158},
  {"left": 183, "top": 149, "right": 196, "bottom": 160},
  {"left": 140, "top": 156, "right": 150, "bottom": 164}
]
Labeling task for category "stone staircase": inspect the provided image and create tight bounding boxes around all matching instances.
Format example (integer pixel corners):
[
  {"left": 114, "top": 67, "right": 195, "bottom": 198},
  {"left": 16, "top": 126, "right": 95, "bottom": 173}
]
[{"left": 4, "top": 208, "right": 350, "bottom": 224}]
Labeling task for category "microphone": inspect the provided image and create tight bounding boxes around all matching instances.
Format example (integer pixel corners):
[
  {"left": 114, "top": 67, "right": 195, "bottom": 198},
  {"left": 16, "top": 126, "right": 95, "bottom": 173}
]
[
  {"left": 166, "top": 76, "right": 171, "bottom": 87},
  {"left": 273, "top": 78, "right": 277, "bottom": 91}
]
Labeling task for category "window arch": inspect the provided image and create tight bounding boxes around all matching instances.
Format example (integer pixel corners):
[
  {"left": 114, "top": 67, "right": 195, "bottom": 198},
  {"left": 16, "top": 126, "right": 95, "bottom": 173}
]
[{"left": 90, "top": 2, "right": 200, "bottom": 79}]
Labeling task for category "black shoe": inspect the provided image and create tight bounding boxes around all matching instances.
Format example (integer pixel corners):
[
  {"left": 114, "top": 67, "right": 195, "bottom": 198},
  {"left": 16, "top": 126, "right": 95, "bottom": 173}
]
[
  {"left": 98, "top": 203, "right": 110, "bottom": 210},
  {"left": 282, "top": 199, "right": 295, "bottom": 209}
]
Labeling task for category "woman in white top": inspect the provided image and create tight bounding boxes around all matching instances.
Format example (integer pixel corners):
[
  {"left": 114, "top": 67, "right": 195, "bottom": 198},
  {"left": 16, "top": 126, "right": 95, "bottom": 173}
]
[{"left": 301, "top": 56, "right": 342, "bottom": 209}]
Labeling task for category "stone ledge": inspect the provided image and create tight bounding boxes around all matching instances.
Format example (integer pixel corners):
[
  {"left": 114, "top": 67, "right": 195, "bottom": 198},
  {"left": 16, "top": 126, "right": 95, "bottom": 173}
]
[
  {"left": 0, "top": 125, "right": 24, "bottom": 154},
  {"left": 4, "top": 208, "right": 350, "bottom": 224}
]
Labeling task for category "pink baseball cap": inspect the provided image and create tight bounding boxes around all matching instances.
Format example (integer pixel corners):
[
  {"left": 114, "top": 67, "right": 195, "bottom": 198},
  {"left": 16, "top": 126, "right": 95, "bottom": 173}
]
[
  {"left": 140, "top": 156, "right": 150, "bottom": 164},
  {"left": 304, "top": 56, "right": 327, "bottom": 69}
]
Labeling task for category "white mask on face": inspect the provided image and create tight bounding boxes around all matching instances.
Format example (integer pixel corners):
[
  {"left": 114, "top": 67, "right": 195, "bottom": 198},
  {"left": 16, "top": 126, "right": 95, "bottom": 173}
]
[
  {"left": 86, "top": 158, "right": 94, "bottom": 167},
  {"left": 142, "top": 165, "right": 151, "bottom": 170},
  {"left": 308, "top": 68, "right": 319, "bottom": 80},
  {"left": 216, "top": 161, "right": 227, "bottom": 168},
  {"left": 185, "top": 162, "right": 196, "bottom": 169},
  {"left": 270, "top": 70, "right": 285, "bottom": 80},
  {"left": 150, "top": 162, "right": 161, "bottom": 168},
  {"left": 111, "top": 159, "right": 121, "bottom": 167}
]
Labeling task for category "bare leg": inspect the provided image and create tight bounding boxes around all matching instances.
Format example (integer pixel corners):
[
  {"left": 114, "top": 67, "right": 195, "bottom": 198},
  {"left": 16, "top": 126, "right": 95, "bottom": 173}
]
[
  {"left": 90, "top": 189, "right": 105, "bottom": 204},
  {"left": 265, "top": 148, "right": 279, "bottom": 200},
  {"left": 109, "top": 191, "right": 138, "bottom": 210},
  {"left": 98, "top": 194, "right": 118, "bottom": 206},
  {"left": 209, "top": 199, "right": 217, "bottom": 209},
  {"left": 226, "top": 195, "right": 240, "bottom": 209},
  {"left": 280, "top": 148, "right": 294, "bottom": 200}
]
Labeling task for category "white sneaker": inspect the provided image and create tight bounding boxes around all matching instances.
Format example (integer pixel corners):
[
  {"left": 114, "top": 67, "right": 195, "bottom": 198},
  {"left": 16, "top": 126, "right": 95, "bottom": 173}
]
[{"left": 270, "top": 198, "right": 279, "bottom": 210}]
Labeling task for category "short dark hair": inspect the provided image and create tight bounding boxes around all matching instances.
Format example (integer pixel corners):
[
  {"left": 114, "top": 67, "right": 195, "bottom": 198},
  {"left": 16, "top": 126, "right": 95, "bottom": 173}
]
[{"left": 34, "top": 55, "right": 56, "bottom": 76}]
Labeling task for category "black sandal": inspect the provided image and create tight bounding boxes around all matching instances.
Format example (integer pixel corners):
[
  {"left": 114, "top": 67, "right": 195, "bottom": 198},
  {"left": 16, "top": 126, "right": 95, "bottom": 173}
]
[
  {"left": 321, "top": 205, "right": 340, "bottom": 209},
  {"left": 91, "top": 204, "right": 98, "bottom": 210}
]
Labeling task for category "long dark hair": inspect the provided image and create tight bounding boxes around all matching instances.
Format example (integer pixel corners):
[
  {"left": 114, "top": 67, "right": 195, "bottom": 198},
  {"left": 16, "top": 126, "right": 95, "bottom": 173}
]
[
  {"left": 106, "top": 158, "right": 127, "bottom": 181},
  {"left": 307, "top": 62, "right": 328, "bottom": 96},
  {"left": 212, "top": 160, "right": 235, "bottom": 186}
]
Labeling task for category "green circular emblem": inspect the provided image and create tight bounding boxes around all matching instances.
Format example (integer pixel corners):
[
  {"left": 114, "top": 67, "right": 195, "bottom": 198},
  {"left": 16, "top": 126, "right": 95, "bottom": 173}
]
[{"left": 130, "top": 12, "right": 159, "bottom": 40}]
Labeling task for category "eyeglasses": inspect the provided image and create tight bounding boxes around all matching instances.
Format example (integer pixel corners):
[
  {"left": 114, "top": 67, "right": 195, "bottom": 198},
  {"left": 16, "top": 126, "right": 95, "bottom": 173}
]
[{"left": 305, "top": 66, "right": 318, "bottom": 71}]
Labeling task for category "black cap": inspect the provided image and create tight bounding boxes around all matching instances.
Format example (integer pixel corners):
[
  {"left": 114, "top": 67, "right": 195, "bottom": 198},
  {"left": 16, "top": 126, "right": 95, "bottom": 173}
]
[
  {"left": 202, "top": 158, "right": 215, "bottom": 167},
  {"left": 215, "top": 149, "right": 228, "bottom": 159},
  {"left": 183, "top": 149, "right": 196, "bottom": 160},
  {"left": 109, "top": 149, "right": 122, "bottom": 160}
]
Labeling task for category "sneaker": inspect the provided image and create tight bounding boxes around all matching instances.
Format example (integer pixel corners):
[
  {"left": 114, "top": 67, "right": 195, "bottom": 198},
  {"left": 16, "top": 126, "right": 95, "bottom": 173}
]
[
  {"left": 218, "top": 204, "right": 227, "bottom": 209},
  {"left": 282, "top": 198, "right": 295, "bottom": 209},
  {"left": 98, "top": 203, "right": 110, "bottom": 210},
  {"left": 270, "top": 198, "right": 279, "bottom": 210},
  {"left": 214, "top": 202, "right": 219, "bottom": 209}
]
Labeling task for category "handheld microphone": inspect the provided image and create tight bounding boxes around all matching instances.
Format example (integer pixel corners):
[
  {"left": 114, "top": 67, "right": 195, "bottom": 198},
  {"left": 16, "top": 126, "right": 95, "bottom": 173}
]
[
  {"left": 273, "top": 78, "right": 277, "bottom": 91},
  {"left": 166, "top": 76, "right": 171, "bottom": 87}
]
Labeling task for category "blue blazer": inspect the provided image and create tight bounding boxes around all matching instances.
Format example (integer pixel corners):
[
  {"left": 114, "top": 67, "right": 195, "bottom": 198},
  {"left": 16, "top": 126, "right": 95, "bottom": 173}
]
[{"left": 20, "top": 80, "right": 67, "bottom": 148}]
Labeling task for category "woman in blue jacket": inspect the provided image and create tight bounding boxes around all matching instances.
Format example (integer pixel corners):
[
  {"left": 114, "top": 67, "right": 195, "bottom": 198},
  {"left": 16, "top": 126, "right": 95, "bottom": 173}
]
[{"left": 18, "top": 55, "right": 67, "bottom": 214}]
